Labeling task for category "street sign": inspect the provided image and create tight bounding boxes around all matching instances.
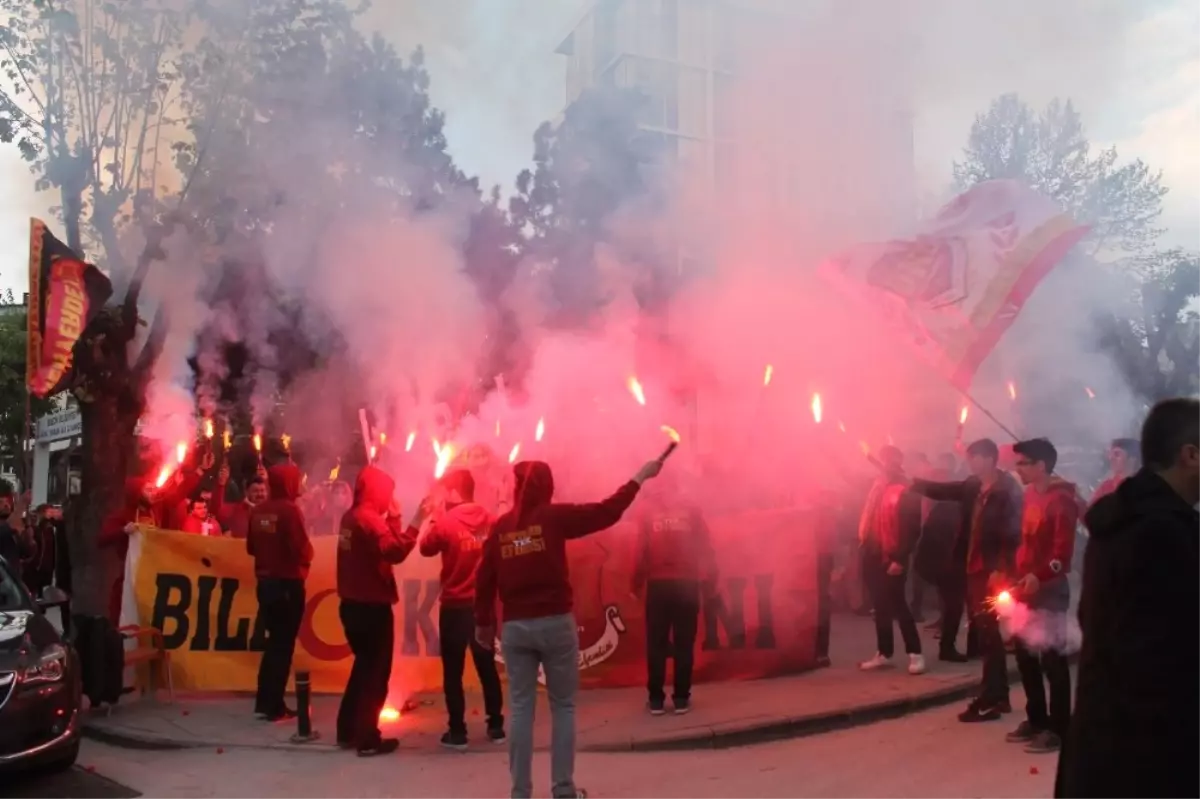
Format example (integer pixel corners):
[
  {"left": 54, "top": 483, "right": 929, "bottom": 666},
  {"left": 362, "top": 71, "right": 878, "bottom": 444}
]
[{"left": 35, "top": 409, "right": 82, "bottom": 442}]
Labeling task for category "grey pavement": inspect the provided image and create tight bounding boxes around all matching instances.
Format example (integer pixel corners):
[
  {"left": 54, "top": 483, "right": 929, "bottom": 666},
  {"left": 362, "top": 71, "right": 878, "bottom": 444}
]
[{"left": 84, "top": 613, "right": 1001, "bottom": 754}]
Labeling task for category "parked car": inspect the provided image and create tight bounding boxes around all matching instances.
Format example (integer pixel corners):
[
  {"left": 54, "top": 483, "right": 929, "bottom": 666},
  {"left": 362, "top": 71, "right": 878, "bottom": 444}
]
[{"left": 0, "top": 556, "right": 82, "bottom": 774}]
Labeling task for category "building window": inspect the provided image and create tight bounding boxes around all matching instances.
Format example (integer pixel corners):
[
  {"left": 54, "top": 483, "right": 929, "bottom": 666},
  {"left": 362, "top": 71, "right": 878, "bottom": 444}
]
[
  {"left": 595, "top": 0, "right": 619, "bottom": 76},
  {"left": 632, "top": 57, "right": 678, "bottom": 131},
  {"left": 713, "top": 72, "right": 736, "bottom": 140},
  {"left": 659, "top": 0, "right": 678, "bottom": 60},
  {"left": 713, "top": 2, "right": 736, "bottom": 72}
]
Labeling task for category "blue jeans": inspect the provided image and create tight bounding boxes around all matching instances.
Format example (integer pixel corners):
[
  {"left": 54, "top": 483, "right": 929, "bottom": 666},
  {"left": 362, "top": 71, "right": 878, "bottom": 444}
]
[{"left": 501, "top": 614, "right": 579, "bottom": 799}]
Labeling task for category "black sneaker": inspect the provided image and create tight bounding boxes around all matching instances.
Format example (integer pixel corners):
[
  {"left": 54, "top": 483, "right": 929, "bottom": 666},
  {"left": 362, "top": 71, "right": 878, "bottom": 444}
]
[
  {"left": 1005, "top": 720, "right": 1039, "bottom": 743},
  {"left": 357, "top": 738, "right": 400, "bottom": 757},
  {"left": 938, "top": 649, "right": 969, "bottom": 663},
  {"left": 998, "top": 698, "right": 1013, "bottom": 713},
  {"left": 673, "top": 698, "right": 691, "bottom": 715},
  {"left": 957, "top": 698, "right": 1002, "bottom": 723},
  {"left": 440, "top": 731, "right": 468, "bottom": 751},
  {"left": 265, "top": 706, "right": 297, "bottom": 723},
  {"left": 1024, "top": 730, "right": 1062, "bottom": 754},
  {"left": 648, "top": 698, "right": 666, "bottom": 716},
  {"left": 815, "top": 655, "right": 832, "bottom": 668},
  {"left": 486, "top": 726, "right": 507, "bottom": 744},
  {"left": 552, "top": 790, "right": 587, "bottom": 799}
]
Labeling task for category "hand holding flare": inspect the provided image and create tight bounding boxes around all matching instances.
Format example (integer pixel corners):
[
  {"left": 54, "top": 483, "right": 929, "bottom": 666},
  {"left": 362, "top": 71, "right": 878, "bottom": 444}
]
[{"left": 658, "top": 425, "right": 681, "bottom": 463}]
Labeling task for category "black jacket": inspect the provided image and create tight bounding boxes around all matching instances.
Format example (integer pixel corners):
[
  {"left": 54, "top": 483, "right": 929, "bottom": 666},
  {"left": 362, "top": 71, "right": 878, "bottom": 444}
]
[
  {"left": 910, "top": 471, "right": 1021, "bottom": 575},
  {"left": 1055, "top": 469, "right": 1199, "bottom": 799}
]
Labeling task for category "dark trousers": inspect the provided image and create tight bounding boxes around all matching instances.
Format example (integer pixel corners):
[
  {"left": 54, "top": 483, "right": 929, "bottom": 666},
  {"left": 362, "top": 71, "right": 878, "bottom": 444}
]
[
  {"left": 862, "top": 551, "right": 922, "bottom": 657},
  {"left": 645, "top": 579, "right": 700, "bottom": 703},
  {"left": 439, "top": 604, "right": 504, "bottom": 735},
  {"left": 254, "top": 578, "right": 305, "bottom": 715},
  {"left": 936, "top": 572, "right": 966, "bottom": 653},
  {"left": 815, "top": 553, "right": 834, "bottom": 658},
  {"left": 1014, "top": 639, "right": 1071, "bottom": 735},
  {"left": 337, "top": 600, "right": 394, "bottom": 747},
  {"left": 967, "top": 573, "right": 1010, "bottom": 704}
]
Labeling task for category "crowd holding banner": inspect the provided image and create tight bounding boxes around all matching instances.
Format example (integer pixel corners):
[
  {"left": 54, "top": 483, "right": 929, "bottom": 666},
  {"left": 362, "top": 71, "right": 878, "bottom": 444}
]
[{"left": 120, "top": 507, "right": 818, "bottom": 694}]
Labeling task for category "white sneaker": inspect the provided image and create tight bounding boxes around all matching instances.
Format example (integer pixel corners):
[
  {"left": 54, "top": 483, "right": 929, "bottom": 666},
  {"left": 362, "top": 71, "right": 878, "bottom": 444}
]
[
  {"left": 859, "top": 652, "right": 892, "bottom": 671},
  {"left": 908, "top": 654, "right": 927, "bottom": 675}
]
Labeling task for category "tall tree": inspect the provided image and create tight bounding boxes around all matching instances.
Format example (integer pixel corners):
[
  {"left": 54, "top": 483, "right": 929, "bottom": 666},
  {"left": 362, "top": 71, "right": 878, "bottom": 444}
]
[
  {"left": 0, "top": 291, "right": 55, "bottom": 491},
  {"left": 953, "top": 94, "right": 1168, "bottom": 263}
]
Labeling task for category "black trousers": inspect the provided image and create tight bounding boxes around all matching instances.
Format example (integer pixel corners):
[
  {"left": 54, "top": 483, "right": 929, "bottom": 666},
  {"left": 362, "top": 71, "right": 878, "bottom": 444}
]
[
  {"left": 254, "top": 578, "right": 305, "bottom": 715},
  {"left": 862, "top": 551, "right": 921, "bottom": 657},
  {"left": 967, "top": 573, "right": 1010, "bottom": 705},
  {"left": 1014, "top": 639, "right": 1071, "bottom": 736},
  {"left": 815, "top": 553, "right": 834, "bottom": 658},
  {"left": 439, "top": 605, "right": 504, "bottom": 735},
  {"left": 645, "top": 579, "right": 700, "bottom": 703},
  {"left": 337, "top": 600, "right": 394, "bottom": 747},
  {"left": 936, "top": 572, "right": 966, "bottom": 653}
]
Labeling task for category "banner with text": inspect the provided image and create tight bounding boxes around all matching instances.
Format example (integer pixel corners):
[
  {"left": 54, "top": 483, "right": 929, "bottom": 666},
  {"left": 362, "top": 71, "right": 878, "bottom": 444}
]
[{"left": 128, "top": 508, "right": 818, "bottom": 695}]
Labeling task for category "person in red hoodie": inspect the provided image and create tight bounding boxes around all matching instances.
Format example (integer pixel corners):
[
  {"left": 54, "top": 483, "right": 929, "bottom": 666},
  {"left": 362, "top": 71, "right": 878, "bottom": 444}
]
[
  {"left": 217, "top": 463, "right": 269, "bottom": 539},
  {"left": 181, "top": 496, "right": 225, "bottom": 536},
  {"left": 474, "top": 457, "right": 663, "bottom": 799},
  {"left": 246, "top": 463, "right": 313, "bottom": 722},
  {"left": 335, "top": 464, "right": 418, "bottom": 756},
  {"left": 631, "top": 471, "right": 717, "bottom": 716},
  {"left": 418, "top": 468, "right": 505, "bottom": 750},
  {"left": 1007, "top": 437, "right": 1078, "bottom": 755},
  {"left": 1089, "top": 437, "right": 1137, "bottom": 507}
]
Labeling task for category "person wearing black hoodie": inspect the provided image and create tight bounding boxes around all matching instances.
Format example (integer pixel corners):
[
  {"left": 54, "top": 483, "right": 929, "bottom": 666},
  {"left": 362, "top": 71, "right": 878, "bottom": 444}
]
[
  {"left": 335, "top": 465, "right": 419, "bottom": 756},
  {"left": 418, "top": 468, "right": 505, "bottom": 750},
  {"left": 475, "top": 458, "right": 662, "bottom": 799},
  {"left": 1055, "top": 398, "right": 1199, "bottom": 799},
  {"left": 247, "top": 463, "right": 313, "bottom": 722}
]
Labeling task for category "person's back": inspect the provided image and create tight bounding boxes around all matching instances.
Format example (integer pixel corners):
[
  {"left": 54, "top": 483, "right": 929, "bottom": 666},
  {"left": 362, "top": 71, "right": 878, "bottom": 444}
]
[
  {"left": 1059, "top": 471, "right": 1198, "bottom": 796},
  {"left": 247, "top": 465, "right": 312, "bottom": 581}
]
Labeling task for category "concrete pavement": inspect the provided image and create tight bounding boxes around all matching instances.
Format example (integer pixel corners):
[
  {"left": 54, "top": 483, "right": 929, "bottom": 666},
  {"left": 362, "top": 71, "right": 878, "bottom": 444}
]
[{"left": 83, "top": 614, "right": 1007, "bottom": 754}]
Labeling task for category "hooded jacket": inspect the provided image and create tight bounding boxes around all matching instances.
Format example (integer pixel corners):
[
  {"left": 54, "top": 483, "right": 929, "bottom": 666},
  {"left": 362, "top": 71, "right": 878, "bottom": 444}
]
[
  {"left": 247, "top": 464, "right": 313, "bottom": 581},
  {"left": 1055, "top": 469, "right": 1198, "bottom": 799},
  {"left": 475, "top": 461, "right": 640, "bottom": 627},
  {"left": 857, "top": 475, "right": 922, "bottom": 566},
  {"left": 1014, "top": 477, "right": 1078, "bottom": 609},
  {"left": 631, "top": 497, "right": 717, "bottom": 590},
  {"left": 336, "top": 466, "right": 418, "bottom": 605},
  {"left": 97, "top": 477, "right": 167, "bottom": 623},
  {"left": 419, "top": 502, "right": 493, "bottom": 607},
  {"left": 913, "top": 468, "right": 963, "bottom": 582},
  {"left": 911, "top": 470, "right": 1022, "bottom": 575}
]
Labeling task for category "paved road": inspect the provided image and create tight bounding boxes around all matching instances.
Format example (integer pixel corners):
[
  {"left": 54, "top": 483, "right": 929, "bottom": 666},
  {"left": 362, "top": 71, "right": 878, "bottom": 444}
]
[
  {"left": 0, "top": 766, "right": 139, "bottom": 799},
  {"left": 43, "top": 694, "right": 1057, "bottom": 798}
]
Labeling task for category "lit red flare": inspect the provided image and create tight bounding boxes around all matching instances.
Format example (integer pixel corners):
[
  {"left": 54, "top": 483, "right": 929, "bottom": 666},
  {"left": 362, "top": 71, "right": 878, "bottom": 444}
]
[
  {"left": 379, "top": 706, "right": 401, "bottom": 723},
  {"left": 1007, "top": 381, "right": 1017, "bottom": 401},
  {"left": 281, "top": 433, "right": 292, "bottom": 453},
  {"left": 661, "top": 425, "right": 681, "bottom": 443},
  {"left": 434, "top": 442, "right": 455, "bottom": 479},
  {"left": 222, "top": 429, "right": 232, "bottom": 451},
  {"left": 329, "top": 462, "right": 340, "bottom": 481},
  {"left": 996, "top": 590, "right": 1012, "bottom": 605},
  {"left": 253, "top": 432, "right": 263, "bottom": 453},
  {"left": 959, "top": 405, "right": 969, "bottom": 425},
  {"left": 204, "top": 419, "right": 214, "bottom": 439},
  {"left": 405, "top": 431, "right": 416, "bottom": 452},
  {"left": 494, "top": 420, "right": 501, "bottom": 438},
  {"left": 175, "top": 441, "right": 188, "bottom": 465},
  {"left": 508, "top": 442, "right": 521, "bottom": 464},
  {"left": 378, "top": 432, "right": 387, "bottom": 447},
  {"left": 535, "top": 417, "right": 545, "bottom": 442},
  {"left": 838, "top": 420, "right": 847, "bottom": 433},
  {"left": 763, "top": 364, "right": 773, "bottom": 387},
  {"left": 810, "top": 393, "right": 822, "bottom": 424},
  {"left": 627, "top": 376, "right": 646, "bottom": 406},
  {"left": 1085, "top": 386, "right": 1096, "bottom": 399},
  {"left": 155, "top": 464, "right": 174, "bottom": 489},
  {"left": 369, "top": 444, "right": 377, "bottom": 462}
]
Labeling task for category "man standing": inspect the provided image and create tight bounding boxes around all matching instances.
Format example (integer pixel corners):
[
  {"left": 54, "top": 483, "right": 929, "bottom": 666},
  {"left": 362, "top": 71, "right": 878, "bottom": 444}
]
[
  {"left": 475, "top": 458, "right": 662, "bottom": 799},
  {"left": 182, "top": 496, "right": 225, "bottom": 536},
  {"left": 1007, "top": 438, "right": 1078, "bottom": 754},
  {"left": 22, "top": 504, "right": 61, "bottom": 597},
  {"left": 857, "top": 447, "right": 925, "bottom": 675},
  {"left": 247, "top": 463, "right": 312, "bottom": 722},
  {"left": 0, "top": 488, "right": 31, "bottom": 586},
  {"left": 1056, "top": 399, "right": 1199, "bottom": 799},
  {"left": 219, "top": 468, "right": 269, "bottom": 539},
  {"left": 913, "top": 453, "right": 968, "bottom": 661},
  {"left": 418, "top": 469, "right": 505, "bottom": 750},
  {"left": 1089, "top": 437, "right": 1137, "bottom": 507},
  {"left": 336, "top": 465, "right": 418, "bottom": 756},
  {"left": 910, "top": 438, "right": 1022, "bottom": 722},
  {"left": 631, "top": 473, "right": 717, "bottom": 715}
]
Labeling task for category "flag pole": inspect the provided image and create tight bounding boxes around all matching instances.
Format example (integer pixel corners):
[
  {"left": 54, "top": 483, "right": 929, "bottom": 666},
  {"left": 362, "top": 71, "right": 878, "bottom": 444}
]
[{"left": 958, "top": 389, "right": 1019, "bottom": 442}]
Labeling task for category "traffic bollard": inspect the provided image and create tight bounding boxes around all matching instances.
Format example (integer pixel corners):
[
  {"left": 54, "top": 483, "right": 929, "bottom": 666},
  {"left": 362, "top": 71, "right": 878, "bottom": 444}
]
[{"left": 289, "top": 669, "right": 321, "bottom": 743}]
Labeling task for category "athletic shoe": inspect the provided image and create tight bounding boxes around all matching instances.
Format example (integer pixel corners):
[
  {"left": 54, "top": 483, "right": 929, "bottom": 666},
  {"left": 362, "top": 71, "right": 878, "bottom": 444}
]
[
  {"left": 1024, "top": 730, "right": 1062, "bottom": 754},
  {"left": 648, "top": 698, "right": 666, "bottom": 716},
  {"left": 440, "top": 731, "right": 468, "bottom": 751},
  {"left": 357, "top": 738, "right": 400, "bottom": 757},
  {"left": 998, "top": 699, "right": 1013, "bottom": 713},
  {"left": 957, "top": 698, "right": 1003, "bottom": 723},
  {"left": 486, "top": 726, "right": 507, "bottom": 744},
  {"left": 907, "top": 654, "right": 927, "bottom": 675},
  {"left": 815, "top": 655, "right": 832, "bottom": 668},
  {"left": 265, "top": 706, "right": 297, "bottom": 723},
  {"left": 673, "top": 698, "right": 691, "bottom": 715},
  {"left": 1005, "top": 720, "right": 1039, "bottom": 743},
  {"left": 858, "top": 652, "right": 892, "bottom": 671}
]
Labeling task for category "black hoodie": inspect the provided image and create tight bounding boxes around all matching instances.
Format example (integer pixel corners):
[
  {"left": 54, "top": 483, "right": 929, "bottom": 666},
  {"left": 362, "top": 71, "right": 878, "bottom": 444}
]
[
  {"left": 1055, "top": 468, "right": 1199, "bottom": 799},
  {"left": 475, "top": 461, "right": 640, "bottom": 627}
]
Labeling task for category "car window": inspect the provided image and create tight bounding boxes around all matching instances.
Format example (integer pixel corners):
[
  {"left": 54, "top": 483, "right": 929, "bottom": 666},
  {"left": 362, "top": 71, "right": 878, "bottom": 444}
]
[{"left": 0, "top": 559, "right": 30, "bottom": 611}]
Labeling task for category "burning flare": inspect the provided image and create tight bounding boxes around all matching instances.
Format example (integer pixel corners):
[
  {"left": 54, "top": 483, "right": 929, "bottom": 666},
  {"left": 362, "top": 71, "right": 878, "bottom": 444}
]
[
  {"left": 281, "top": 433, "right": 292, "bottom": 453},
  {"left": 203, "top": 419, "right": 214, "bottom": 439},
  {"left": 405, "top": 431, "right": 416, "bottom": 452},
  {"left": 222, "top": 429, "right": 232, "bottom": 451},
  {"left": 627, "top": 376, "right": 646, "bottom": 406},
  {"left": 175, "top": 441, "right": 188, "bottom": 465},
  {"left": 810, "top": 393, "right": 822, "bottom": 424},
  {"left": 838, "top": 420, "right": 847, "bottom": 433},
  {"left": 329, "top": 461, "right": 340, "bottom": 481},
  {"left": 661, "top": 425, "right": 681, "bottom": 443},
  {"left": 154, "top": 464, "right": 174, "bottom": 489},
  {"left": 508, "top": 442, "right": 521, "bottom": 464},
  {"left": 378, "top": 432, "right": 387, "bottom": 447},
  {"left": 253, "top": 432, "right": 263, "bottom": 453},
  {"left": 434, "top": 442, "right": 455, "bottom": 479},
  {"left": 1007, "top": 381, "right": 1017, "bottom": 401},
  {"left": 379, "top": 706, "right": 401, "bottom": 723},
  {"left": 1085, "top": 386, "right": 1096, "bottom": 399},
  {"left": 535, "top": 417, "right": 545, "bottom": 442},
  {"left": 494, "top": 420, "right": 501, "bottom": 437},
  {"left": 763, "top": 364, "right": 773, "bottom": 387},
  {"left": 959, "top": 405, "right": 969, "bottom": 425},
  {"left": 369, "top": 444, "right": 377, "bottom": 461}
]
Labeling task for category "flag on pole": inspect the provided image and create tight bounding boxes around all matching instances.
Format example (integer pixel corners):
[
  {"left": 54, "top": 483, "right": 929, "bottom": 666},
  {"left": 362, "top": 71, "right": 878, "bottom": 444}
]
[
  {"left": 27, "top": 219, "right": 113, "bottom": 397},
  {"left": 819, "top": 180, "right": 1087, "bottom": 389}
]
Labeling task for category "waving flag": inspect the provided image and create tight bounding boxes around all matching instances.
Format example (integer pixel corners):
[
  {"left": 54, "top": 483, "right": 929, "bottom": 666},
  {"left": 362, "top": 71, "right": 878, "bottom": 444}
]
[
  {"left": 820, "top": 180, "right": 1087, "bottom": 389},
  {"left": 27, "top": 219, "right": 113, "bottom": 397}
]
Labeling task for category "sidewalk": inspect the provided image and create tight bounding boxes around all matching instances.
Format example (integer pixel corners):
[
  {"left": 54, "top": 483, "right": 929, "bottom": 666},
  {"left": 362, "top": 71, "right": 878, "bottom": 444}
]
[{"left": 84, "top": 614, "right": 995, "bottom": 754}]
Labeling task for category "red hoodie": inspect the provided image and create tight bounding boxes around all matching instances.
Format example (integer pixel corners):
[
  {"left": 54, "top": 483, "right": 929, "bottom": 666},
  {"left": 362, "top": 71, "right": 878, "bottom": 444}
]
[
  {"left": 1016, "top": 476, "right": 1079, "bottom": 584},
  {"left": 336, "top": 466, "right": 418, "bottom": 605},
  {"left": 631, "top": 501, "right": 717, "bottom": 590},
  {"left": 419, "top": 502, "right": 492, "bottom": 607},
  {"left": 219, "top": 500, "right": 253, "bottom": 539},
  {"left": 247, "top": 464, "right": 313, "bottom": 581},
  {"left": 475, "top": 461, "right": 640, "bottom": 627}
]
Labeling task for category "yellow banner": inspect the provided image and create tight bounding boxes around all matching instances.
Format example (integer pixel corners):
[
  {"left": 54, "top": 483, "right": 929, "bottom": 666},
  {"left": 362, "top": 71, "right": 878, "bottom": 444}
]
[{"left": 131, "top": 528, "right": 449, "bottom": 694}]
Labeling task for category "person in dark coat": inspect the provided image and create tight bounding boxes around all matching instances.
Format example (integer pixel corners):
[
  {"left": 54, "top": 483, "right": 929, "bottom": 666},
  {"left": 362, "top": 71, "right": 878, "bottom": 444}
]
[
  {"left": 1055, "top": 398, "right": 1199, "bottom": 799},
  {"left": 912, "top": 453, "right": 969, "bottom": 661}
]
